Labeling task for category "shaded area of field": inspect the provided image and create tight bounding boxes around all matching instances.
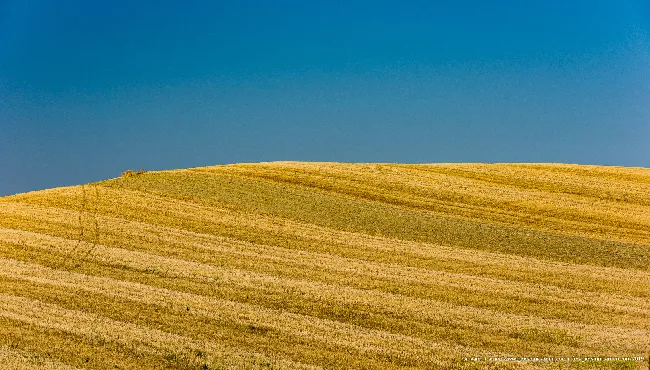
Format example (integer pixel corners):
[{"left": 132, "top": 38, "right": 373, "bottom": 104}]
[{"left": 1, "top": 163, "right": 648, "bottom": 369}]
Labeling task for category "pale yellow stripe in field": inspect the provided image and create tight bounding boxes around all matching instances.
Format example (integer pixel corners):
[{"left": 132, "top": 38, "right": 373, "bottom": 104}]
[
  {"left": 203, "top": 161, "right": 650, "bottom": 208},
  {"left": 3, "top": 199, "right": 650, "bottom": 314},
  {"left": 95, "top": 186, "right": 650, "bottom": 280},
  {"left": 0, "top": 293, "right": 316, "bottom": 370},
  {"left": 430, "top": 163, "right": 650, "bottom": 190},
  {"left": 0, "top": 346, "right": 79, "bottom": 370},
  {"left": 1, "top": 228, "right": 648, "bottom": 354},
  {"left": 193, "top": 239, "right": 650, "bottom": 316},
  {"left": 199, "top": 163, "right": 650, "bottom": 243},
  {"left": 44, "top": 203, "right": 650, "bottom": 318},
  {"left": 230, "top": 162, "right": 650, "bottom": 206},
  {"left": 5, "top": 195, "right": 650, "bottom": 312},
  {"left": 4, "top": 194, "right": 650, "bottom": 287},
  {"left": 0, "top": 258, "right": 471, "bottom": 361}
]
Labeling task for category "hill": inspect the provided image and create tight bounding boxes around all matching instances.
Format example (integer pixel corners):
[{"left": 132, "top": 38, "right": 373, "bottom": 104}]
[{"left": 1, "top": 162, "right": 649, "bottom": 369}]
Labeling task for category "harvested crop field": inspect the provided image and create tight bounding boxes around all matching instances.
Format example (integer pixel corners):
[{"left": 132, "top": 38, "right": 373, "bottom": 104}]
[{"left": 1, "top": 162, "right": 649, "bottom": 369}]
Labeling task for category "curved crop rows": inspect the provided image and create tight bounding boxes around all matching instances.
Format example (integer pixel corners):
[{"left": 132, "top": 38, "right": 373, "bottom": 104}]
[{"left": 0, "top": 162, "right": 649, "bottom": 369}]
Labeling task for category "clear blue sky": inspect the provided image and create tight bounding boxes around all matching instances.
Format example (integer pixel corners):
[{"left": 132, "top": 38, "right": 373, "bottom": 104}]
[{"left": 1, "top": 0, "right": 649, "bottom": 195}]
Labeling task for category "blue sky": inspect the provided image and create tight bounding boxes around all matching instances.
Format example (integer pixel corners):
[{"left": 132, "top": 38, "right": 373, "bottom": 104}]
[{"left": 1, "top": 0, "right": 649, "bottom": 195}]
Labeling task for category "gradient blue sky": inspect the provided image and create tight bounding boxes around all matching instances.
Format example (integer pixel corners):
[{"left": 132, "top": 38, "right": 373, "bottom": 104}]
[{"left": 1, "top": 0, "right": 649, "bottom": 195}]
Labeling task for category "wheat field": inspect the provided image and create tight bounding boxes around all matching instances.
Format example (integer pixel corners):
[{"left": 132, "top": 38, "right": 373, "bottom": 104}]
[{"left": 1, "top": 162, "right": 649, "bottom": 369}]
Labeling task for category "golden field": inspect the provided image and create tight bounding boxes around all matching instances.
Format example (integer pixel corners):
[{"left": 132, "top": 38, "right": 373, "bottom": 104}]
[{"left": 0, "top": 162, "right": 649, "bottom": 369}]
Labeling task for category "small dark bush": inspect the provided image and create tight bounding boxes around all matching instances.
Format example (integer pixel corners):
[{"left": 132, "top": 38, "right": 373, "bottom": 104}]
[{"left": 121, "top": 169, "right": 146, "bottom": 177}]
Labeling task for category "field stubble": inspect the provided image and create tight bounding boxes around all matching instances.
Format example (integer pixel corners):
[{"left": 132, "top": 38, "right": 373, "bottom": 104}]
[{"left": 0, "top": 162, "right": 649, "bottom": 369}]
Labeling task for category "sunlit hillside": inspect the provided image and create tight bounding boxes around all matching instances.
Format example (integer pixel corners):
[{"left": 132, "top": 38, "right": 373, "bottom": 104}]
[{"left": 1, "top": 162, "right": 649, "bottom": 369}]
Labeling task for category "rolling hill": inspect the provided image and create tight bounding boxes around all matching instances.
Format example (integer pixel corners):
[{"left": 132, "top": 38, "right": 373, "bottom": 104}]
[{"left": 1, "top": 162, "right": 649, "bottom": 369}]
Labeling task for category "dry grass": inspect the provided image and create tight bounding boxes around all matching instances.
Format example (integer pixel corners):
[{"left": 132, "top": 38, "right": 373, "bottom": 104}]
[{"left": 0, "top": 162, "right": 648, "bottom": 369}]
